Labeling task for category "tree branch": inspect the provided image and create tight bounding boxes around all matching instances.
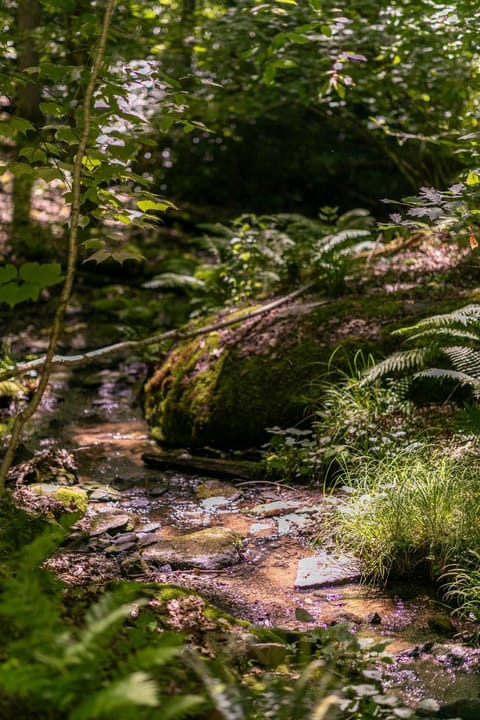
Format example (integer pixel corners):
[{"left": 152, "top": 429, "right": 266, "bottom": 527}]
[{"left": 1, "top": 283, "right": 320, "bottom": 381}]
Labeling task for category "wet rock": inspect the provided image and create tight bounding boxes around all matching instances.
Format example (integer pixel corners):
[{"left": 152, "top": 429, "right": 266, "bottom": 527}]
[
  {"left": 249, "top": 520, "right": 276, "bottom": 536},
  {"left": 147, "top": 483, "right": 169, "bottom": 497},
  {"left": 416, "top": 698, "right": 440, "bottom": 716},
  {"left": 277, "top": 512, "right": 310, "bottom": 535},
  {"left": 201, "top": 496, "right": 236, "bottom": 512},
  {"left": 250, "top": 642, "right": 288, "bottom": 667},
  {"left": 106, "top": 541, "right": 137, "bottom": 554},
  {"left": 88, "top": 485, "right": 122, "bottom": 502},
  {"left": 29, "top": 484, "right": 88, "bottom": 513},
  {"left": 196, "top": 479, "right": 241, "bottom": 501},
  {"left": 142, "top": 527, "right": 242, "bottom": 570},
  {"left": 248, "top": 500, "right": 303, "bottom": 518},
  {"left": 120, "top": 555, "right": 150, "bottom": 578},
  {"left": 112, "top": 532, "right": 138, "bottom": 545},
  {"left": 138, "top": 533, "right": 160, "bottom": 547},
  {"left": 87, "top": 512, "right": 135, "bottom": 536},
  {"left": 294, "top": 552, "right": 361, "bottom": 590}
]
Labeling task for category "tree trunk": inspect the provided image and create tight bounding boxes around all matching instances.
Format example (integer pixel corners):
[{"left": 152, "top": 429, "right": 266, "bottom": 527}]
[{"left": 12, "top": 0, "right": 43, "bottom": 258}]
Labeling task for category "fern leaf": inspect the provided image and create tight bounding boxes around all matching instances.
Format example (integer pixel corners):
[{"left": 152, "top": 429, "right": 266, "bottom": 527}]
[
  {"left": 414, "top": 367, "right": 480, "bottom": 390},
  {"left": 65, "top": 597, "right": 147, "bottom": 663},
  {"left": 160, "top": 695, "right": 207, "bottom": 720},
  {"left": 363, "top": 348, "right": 430, "bottom": 381},
  {"left": 442, "top": 345, "right": 480, "bottom": 379},
  {"left": 404, "top": 328, "right": 480, "bottom": 344},
  {"left": 71, "top": 672, "right": 159, "bottom": 720},
  {"left": 142, "top": 273, "right": 206, "bottom": 290},
  {"left": 395, "top": 304, "right": 480, "bottom": 337},
  {"left": 316, "top": 229, "right": 371, "bottom": 255}
]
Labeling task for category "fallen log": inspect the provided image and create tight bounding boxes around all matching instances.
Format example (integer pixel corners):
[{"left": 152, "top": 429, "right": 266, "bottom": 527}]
[{"left": 141, "top": 449, "right": 263, "bottom": 481}]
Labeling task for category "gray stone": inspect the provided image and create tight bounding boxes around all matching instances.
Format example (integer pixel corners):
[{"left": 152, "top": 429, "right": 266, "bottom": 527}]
[
  {"left": 112, "top": 532, "right": 138, "bottom": 545},
  {"left": 294, "top": 553, "right": 361, "bottom": 590},
  {"left": 87, "top": 512, "right": 134, "bottom": 537},
  {"left": 250, "top": 642, "right": 288, "bottom": 667},
  {"left": 88, "top": 485, "right": 122, "bottom": 502},
  {"left": 276, "top": 513, "right": 310, "bottom": 535},
  {"left": 196, "top": 479, "right": 241, "bottom": 501},
  {"left": 247, "top": 500, "right": 303, "bottom": 517},
  {"left": 142, "top": 527, "right": 242, "bottom": 570}
]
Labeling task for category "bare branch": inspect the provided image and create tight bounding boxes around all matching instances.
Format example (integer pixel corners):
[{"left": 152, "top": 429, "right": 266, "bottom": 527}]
[{"left": 1, "top": 283, "right": 320, "bottom": 381}]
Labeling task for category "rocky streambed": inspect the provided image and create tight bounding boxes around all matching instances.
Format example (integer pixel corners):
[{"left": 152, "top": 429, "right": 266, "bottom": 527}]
[{"left": 7, "top": 357, "right": 480, "bottom": 715}]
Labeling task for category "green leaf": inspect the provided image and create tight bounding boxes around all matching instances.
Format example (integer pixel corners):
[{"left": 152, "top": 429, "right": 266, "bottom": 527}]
[
  {"left": 0, "top": 265, "right": 18, "bottom": 284},
  {"left": 19, "top": 262, "right": 63, "bottom": 286},
  {"left": 467, "top": 172, "right": 480, "bottom": 185},
  {"left": 295, "top": 607, "right": 315, "bottom": 623},
  {"left": 39, "top": 101, "right": 65, "bottom": 117},
  {"left": 10, "top": 117, "right": 36, "bottom": 134},
  {"left": 0, "top": 282, "right": 40, "bottom": 308},
  {"left": 137, "top": 200, "right": 171, "bottom": 213},
  {"left": 56, "top": 126, "right": 79, "bottom": 144}
]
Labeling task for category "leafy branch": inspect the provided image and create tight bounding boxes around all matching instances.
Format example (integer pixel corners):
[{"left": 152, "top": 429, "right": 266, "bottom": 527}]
[{"left": 0, "top": 0, "right": 116, "bottom": 492}]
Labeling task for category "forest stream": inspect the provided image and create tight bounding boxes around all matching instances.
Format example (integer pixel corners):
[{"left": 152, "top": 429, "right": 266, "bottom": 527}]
[{"left": 17, "top": 346, "right": 480, "bottom": 714}]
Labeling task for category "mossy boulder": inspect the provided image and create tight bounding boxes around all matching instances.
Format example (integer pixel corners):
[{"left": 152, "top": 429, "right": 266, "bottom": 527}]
[{"left": 143, "top": 294, "right": 405, "bottom": 449}]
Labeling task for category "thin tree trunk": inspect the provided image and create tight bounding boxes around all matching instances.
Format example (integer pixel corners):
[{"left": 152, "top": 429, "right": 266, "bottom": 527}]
[{"left": 12, "top": 0, "right": 43, "bottom": 256}]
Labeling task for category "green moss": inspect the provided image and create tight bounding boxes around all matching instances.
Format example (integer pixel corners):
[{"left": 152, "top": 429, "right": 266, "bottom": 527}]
[
  {"left": 143, "top": 292, "right": 426, "bottom": 449},
  {"left": 30, "top": 484, "right": 89, "bottom": 514}
]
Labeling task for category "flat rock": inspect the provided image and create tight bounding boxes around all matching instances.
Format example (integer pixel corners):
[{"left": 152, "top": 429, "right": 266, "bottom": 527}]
[
  {"left": 196, "top": 479, "right": 241, "bottom": 500},
  {"left": 277, "top": 513, "right": 310, "bottom": 535},
  {"left": 247, "top": 500, "right": 303, "bottom": 518},
  {"left": 142, "top": 527, "right": 241, "bottom": 570},
  {"left": 88, "top": 485, "right": 122, "bottom": 501},
  {"left": 295, "top": 553, "right": 361, "bottom": 590},
  {"left": 87, "top": 512, "right": 134, "bottom": 537}
]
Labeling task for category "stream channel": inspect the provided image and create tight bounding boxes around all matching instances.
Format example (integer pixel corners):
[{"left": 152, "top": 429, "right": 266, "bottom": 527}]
[{"left": 15, "top": 347, "right": 480, "bottom": 715}]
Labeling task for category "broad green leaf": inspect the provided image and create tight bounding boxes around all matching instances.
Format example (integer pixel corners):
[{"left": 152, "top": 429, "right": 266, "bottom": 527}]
[
  {"left": 19, "top": 262, "right": 63, "bottom": 286},
  {"left": 39, "top": 101, "right": 65, "bottom": 117},
  {"left": 56, "top": 126, "right": 79, "bottom": 144},
  {"left": 467, "top": 172, "right": 480, "bottom": 185},
  {"left": 0, "top": 265, "right": 18, "bottom": 284},
  {"left": 10, "top": 117, "right": 35, "bottom": 134},
  {"left": 0, "top": 282, "right": 40, "bottom": 307},
  {"left": 137, "top": 200, "right": 171, "bottom": 212}
]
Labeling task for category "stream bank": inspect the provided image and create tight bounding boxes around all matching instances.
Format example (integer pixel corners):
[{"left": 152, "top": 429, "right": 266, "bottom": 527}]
[{"left": 7, "top": 356, "right": 479, "bottom": 714}]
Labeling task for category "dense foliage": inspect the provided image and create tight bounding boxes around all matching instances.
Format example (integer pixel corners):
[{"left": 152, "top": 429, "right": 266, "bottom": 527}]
[{"left": 3, "top": 1, "right": 480, "bottom": 717}]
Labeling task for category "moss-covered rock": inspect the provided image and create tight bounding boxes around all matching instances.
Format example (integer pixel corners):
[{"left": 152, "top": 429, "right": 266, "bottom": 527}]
[
  {"left": 144, "top": 293, "right": 403, "bottom": 449},
  {"left": 29, "top": 484, "right": 89, "bottom": 514}
]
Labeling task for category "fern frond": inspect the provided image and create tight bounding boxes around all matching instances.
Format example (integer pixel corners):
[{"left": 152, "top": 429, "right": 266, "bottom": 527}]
[
  {"left": 363, "top": 348, "right": 430, "bottom": 381},
  {"left": 65, "top": 597, "right": 147, "bottom": 663},
  {"left": 395, "top": 304, "right": 480, "bottom": 336},
  {"left": 442, "top": 346, "right": 480, "bottom": 379},
  {"left": 404, "top": 328, "right": 480, "bottom": 345},
  {"left": 414, "top": 367, "right": 480, "bottom": 391},
  {"left": 71, "top": 672, "right": 159, "bottom": 720},
  {"left": 316, "top": 229, "right": 371, "bottom": 255},
  {"left": 142, "top": 273, "right": 206, "bottom": 291}
]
